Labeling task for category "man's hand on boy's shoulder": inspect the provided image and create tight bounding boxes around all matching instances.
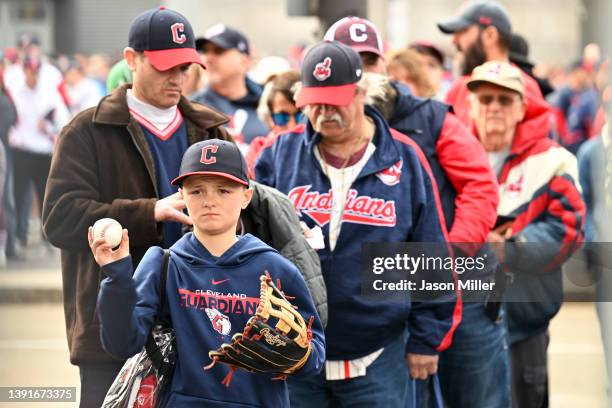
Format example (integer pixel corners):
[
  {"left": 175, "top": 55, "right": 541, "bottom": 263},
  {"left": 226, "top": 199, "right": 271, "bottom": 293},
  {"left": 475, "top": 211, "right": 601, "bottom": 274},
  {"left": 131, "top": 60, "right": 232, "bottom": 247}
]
[{"left": 88, "top": 227, "right": 130, "bottom": 267}]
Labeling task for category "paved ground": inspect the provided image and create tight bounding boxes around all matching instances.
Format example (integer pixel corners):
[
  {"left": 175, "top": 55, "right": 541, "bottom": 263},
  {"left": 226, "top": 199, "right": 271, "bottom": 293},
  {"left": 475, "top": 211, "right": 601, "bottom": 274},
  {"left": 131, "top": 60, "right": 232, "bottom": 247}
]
[
  {"left": 549, "top": 303, "right": 607, "bottom": 408},
  {"left": 0, "top": 303, "right": 79, "bottom": 407},
  {"left": 0, "top": 302, "right": 605, "bottom": 407}
]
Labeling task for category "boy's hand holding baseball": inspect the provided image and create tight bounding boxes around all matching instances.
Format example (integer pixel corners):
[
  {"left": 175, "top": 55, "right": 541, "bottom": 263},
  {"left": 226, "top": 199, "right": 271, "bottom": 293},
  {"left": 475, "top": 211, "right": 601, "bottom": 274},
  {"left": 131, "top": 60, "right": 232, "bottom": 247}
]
[{"left": 88, "top": 227, "right": 130, "bottom": 267}]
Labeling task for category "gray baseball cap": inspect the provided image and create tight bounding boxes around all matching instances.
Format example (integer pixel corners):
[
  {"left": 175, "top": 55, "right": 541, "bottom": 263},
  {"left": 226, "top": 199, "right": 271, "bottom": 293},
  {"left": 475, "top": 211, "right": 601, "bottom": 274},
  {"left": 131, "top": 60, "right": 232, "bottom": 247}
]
[{"left": 438, "top": 1, "right": 512, "bottom": 36}]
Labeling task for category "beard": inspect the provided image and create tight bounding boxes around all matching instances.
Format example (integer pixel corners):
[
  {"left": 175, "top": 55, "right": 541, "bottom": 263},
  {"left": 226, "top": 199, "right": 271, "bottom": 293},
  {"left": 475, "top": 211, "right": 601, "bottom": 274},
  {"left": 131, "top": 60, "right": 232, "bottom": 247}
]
[{"left": 461, "top": 37, "right": 487, "bottom": 76}]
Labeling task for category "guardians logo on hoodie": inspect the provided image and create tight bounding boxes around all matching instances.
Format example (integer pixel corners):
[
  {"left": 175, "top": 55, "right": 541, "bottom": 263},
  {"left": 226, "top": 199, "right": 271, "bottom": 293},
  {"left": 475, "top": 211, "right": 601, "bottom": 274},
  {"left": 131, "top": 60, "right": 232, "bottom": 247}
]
[
  {"left": 205, "top": 308, "right": 232, "bottom": 335},
  {"left": 178, "top": 288, "right": 260, "bottom": 316}
]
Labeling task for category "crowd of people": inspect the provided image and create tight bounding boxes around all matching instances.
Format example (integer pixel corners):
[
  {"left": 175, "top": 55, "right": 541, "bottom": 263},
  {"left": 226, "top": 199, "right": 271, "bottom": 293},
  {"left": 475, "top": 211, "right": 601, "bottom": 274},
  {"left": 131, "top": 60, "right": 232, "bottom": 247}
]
[{"left": 1, "top": 1, "right": 610, "bottom": 407}]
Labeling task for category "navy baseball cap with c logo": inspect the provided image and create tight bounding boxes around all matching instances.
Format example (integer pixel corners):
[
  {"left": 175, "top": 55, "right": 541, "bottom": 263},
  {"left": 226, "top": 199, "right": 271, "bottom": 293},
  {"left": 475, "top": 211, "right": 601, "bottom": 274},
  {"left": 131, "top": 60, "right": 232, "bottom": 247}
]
[
  {"left": 128, "top": 6, "right": 203, "bottom": 71},
  {"left": 171, "top": 139, "right": 249, "bottom": 187}
]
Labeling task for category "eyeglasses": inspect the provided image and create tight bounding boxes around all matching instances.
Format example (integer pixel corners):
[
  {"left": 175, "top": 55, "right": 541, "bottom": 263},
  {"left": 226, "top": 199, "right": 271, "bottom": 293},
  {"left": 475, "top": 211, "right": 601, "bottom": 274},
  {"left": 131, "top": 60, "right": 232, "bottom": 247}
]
[
  {"left": 271, "top": 111, "right": 303, "bottom": 127},
  {"left": 477, "top": 94, "right": 519, "bottom": 107}
]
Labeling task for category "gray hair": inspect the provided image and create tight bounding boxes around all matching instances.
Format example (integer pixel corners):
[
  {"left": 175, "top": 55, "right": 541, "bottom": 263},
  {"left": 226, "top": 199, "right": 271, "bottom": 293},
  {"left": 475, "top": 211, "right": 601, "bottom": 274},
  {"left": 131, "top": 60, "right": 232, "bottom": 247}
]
[
  {"left": 257, "top": 81, "right": 273, "bottom": 123},
  {"left": 357, "top": 72, "right": 389, "bottom": 106}
]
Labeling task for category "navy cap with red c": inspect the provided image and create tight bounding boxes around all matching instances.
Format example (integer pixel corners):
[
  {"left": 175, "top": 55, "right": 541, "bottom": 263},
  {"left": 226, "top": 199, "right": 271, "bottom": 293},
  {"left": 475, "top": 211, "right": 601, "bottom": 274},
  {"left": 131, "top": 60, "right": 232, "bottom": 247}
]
[
  {"left": 171, "top": 139, "right": 249, "bottom": 186},
  {"left": 128, "top": 6, "right": 203, "bottom": 71}
]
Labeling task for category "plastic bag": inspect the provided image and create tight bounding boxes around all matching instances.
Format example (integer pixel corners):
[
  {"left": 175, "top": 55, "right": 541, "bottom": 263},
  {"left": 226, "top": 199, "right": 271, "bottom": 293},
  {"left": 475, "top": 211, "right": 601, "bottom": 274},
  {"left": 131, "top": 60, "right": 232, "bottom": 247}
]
[{"left": 102, "top": 328, "right": 176, "bottom": 408}]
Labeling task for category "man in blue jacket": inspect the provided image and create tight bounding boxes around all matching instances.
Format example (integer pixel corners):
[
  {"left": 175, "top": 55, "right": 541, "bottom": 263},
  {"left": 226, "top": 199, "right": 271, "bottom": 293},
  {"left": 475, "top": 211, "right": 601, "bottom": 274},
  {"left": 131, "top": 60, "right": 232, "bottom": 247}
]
[
  {"left": 255, "top": 40, "right": 458, "bottom": 407},
  {"left": 192, "top": 24, "right": 269, "bottom": 145}
]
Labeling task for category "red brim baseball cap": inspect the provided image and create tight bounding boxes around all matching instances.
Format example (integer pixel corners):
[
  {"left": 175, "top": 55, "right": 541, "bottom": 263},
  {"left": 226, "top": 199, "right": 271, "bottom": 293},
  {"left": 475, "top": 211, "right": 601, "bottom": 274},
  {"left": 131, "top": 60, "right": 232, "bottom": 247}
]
[
  {"left": 295, "top": 83, "right": 357, "bottom": 108},
  {"left": 144, "top": 48, "right": 204, "bottom": 71},
  {"left": 171, "top": 171, "right": 248, "bottom": 186},
  {"left": 171, "top": 139, "right": 249, "bottom": 187},
  {"left": 296, "top": 41, "right": 362, "bottom": 108}
]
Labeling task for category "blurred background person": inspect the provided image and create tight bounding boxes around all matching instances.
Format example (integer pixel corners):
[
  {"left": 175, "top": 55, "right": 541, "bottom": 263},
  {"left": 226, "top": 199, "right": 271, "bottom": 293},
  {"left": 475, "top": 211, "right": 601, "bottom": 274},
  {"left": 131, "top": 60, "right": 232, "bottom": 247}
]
[
  {"left": 249, "top": 55, "right": 291, "bottom": 86},
  {"left": 62, "top": 58, "right": 105, "bottom": 117},
  {"left": 577, "top": 52, "right": 612, "bottom": 398},
  {"left": 4, "top": 36, "right": 68, "bottom": 106},
  {"left": 0, "top": 53, "right": 17, "bottom": 265},
  {"left": 193, "top": 24, "right": 269, "bottom": 146},
  {"left": 583, "top": 43, "right": 602, "bottom": 74},
  {"left": 549, "top": 59, "right": 600, "bottom": 154},
  {"left": 324, "top": 16, "right": 387, "bottom": 74},
  {"left": 85, "top": 53, "right": 111, "bottom": 96},
  {"left": 509, "top": 33, "right": 554, "bottom": 97},
  {"left": 408, "top": 40, "right": 449, "bottom": 100},
  {"left": 247, "top": 69, "right": 301, "bottom": 176},
  {"left": 181, "top": 63, "right": 205, "bottom": 97},
  {"left": 8, "top": 55, "right": 70, "bottom": 251},
  {"left": 106, "top": 58, "right": 132, "bottom": 93},
  {"left": 386, "top": 48, "right": 436, "bottom": 98},
  {"left": 257, "top": 69, "right": 301, "bottom": 132}
]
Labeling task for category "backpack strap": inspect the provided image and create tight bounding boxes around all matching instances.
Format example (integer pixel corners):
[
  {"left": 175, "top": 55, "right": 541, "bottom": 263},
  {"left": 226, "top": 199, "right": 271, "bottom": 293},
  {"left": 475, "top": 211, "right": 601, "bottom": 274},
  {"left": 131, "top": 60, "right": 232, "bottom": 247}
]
[
  {"left": 145, "top": 249, "right": 173, "bottom": 375},
  {"left": 156, "top": 249, "right": 171, "bottom": 326}
]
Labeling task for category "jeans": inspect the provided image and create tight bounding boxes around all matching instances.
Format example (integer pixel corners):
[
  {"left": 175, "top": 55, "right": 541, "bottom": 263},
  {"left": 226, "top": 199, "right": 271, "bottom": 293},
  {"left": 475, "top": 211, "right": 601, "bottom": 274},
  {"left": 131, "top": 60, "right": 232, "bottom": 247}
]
[
  {"left": 510, "top": 331, "right": 549, "bottom": 408},
  {"left": 288, "top": 333, "right": 410, "bottom": 407},
  {"left": 3, "top": 144, "right": 17, "bottom": 256},
  {"left": 418, "top": 302, "right": 511, "bottom": 408},
  {"left": 12, "top": 148, "right": 47, "bottom": 245},
  {"left": 78, "top": 361, "right": 124, "bottom": 408}
]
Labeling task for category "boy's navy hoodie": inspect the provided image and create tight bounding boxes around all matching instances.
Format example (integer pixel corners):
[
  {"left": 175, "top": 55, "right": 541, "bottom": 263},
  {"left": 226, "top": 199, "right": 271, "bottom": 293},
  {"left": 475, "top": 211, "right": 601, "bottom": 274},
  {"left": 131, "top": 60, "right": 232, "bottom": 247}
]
[{"left": 97, "top": 233, "right": 325, "bottom": 407}]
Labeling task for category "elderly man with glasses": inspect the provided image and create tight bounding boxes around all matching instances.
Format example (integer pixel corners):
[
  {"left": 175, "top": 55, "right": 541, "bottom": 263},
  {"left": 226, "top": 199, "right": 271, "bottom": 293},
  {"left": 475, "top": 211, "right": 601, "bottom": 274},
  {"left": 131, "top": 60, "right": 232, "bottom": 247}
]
[{"left": 469, "top": 61, "right": 585, "bottom": 408}]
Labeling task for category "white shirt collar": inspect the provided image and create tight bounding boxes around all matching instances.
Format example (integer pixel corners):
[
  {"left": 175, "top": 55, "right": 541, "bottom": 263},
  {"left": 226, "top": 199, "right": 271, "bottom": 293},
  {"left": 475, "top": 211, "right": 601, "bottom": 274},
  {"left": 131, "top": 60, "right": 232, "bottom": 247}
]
[{"left": 126, "top": 89, "right": 178, "bottom": 132}]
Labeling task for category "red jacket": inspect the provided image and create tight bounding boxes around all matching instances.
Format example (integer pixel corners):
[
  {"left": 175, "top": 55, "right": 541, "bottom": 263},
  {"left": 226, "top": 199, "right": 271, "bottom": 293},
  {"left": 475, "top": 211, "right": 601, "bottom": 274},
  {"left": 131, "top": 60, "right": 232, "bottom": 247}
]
[{"left": 436, "top": 112, "right": 499, "bottom": 244}]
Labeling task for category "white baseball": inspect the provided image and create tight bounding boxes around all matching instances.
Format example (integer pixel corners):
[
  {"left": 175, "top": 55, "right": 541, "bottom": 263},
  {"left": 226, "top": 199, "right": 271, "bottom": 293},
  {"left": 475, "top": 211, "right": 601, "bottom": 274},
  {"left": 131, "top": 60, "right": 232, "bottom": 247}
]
[{"left": 92, "top": 218, "right": 123, "bottom": 248}]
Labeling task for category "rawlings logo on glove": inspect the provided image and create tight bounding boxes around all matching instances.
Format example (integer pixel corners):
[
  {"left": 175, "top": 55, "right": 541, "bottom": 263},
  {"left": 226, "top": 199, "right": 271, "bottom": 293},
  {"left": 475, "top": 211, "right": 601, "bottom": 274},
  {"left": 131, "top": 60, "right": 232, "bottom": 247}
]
[{"left": 204, "top": 273, "right": 314, "bottom": 386}]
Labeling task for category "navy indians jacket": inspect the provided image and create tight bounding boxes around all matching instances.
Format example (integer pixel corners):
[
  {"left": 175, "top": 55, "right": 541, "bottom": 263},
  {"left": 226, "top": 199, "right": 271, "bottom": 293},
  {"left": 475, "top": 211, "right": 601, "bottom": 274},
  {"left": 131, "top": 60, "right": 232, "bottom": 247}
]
[
  {"left": 98, "top": 233, "right": 325, "bottom": 407},
  {"left": 255, "top": 106, "right": 460, "bottom": 359}
]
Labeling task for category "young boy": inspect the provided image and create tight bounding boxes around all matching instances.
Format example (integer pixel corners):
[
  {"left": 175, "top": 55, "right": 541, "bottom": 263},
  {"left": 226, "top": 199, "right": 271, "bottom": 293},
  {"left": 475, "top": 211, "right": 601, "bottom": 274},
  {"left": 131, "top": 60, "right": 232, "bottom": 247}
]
[{"left": 89, "top": 139, "right": 325, "bottom": 407}]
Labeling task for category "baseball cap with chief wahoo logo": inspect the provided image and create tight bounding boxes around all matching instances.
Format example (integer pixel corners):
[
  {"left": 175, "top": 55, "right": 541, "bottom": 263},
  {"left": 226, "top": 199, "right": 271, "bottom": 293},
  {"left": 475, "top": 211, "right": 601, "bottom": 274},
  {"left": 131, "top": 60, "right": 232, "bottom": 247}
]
[
  {"left": 171, "top": 139, "right": 249, "bottom": 187},
  {"left": 128, "top": 6, "right": 203, "bottom": 71},
  {"left": 324, "top": 16, "right": 385, "bottom": 58},
  {"left": 295, "top": 41, "right": 363, "bottom": 108}
]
